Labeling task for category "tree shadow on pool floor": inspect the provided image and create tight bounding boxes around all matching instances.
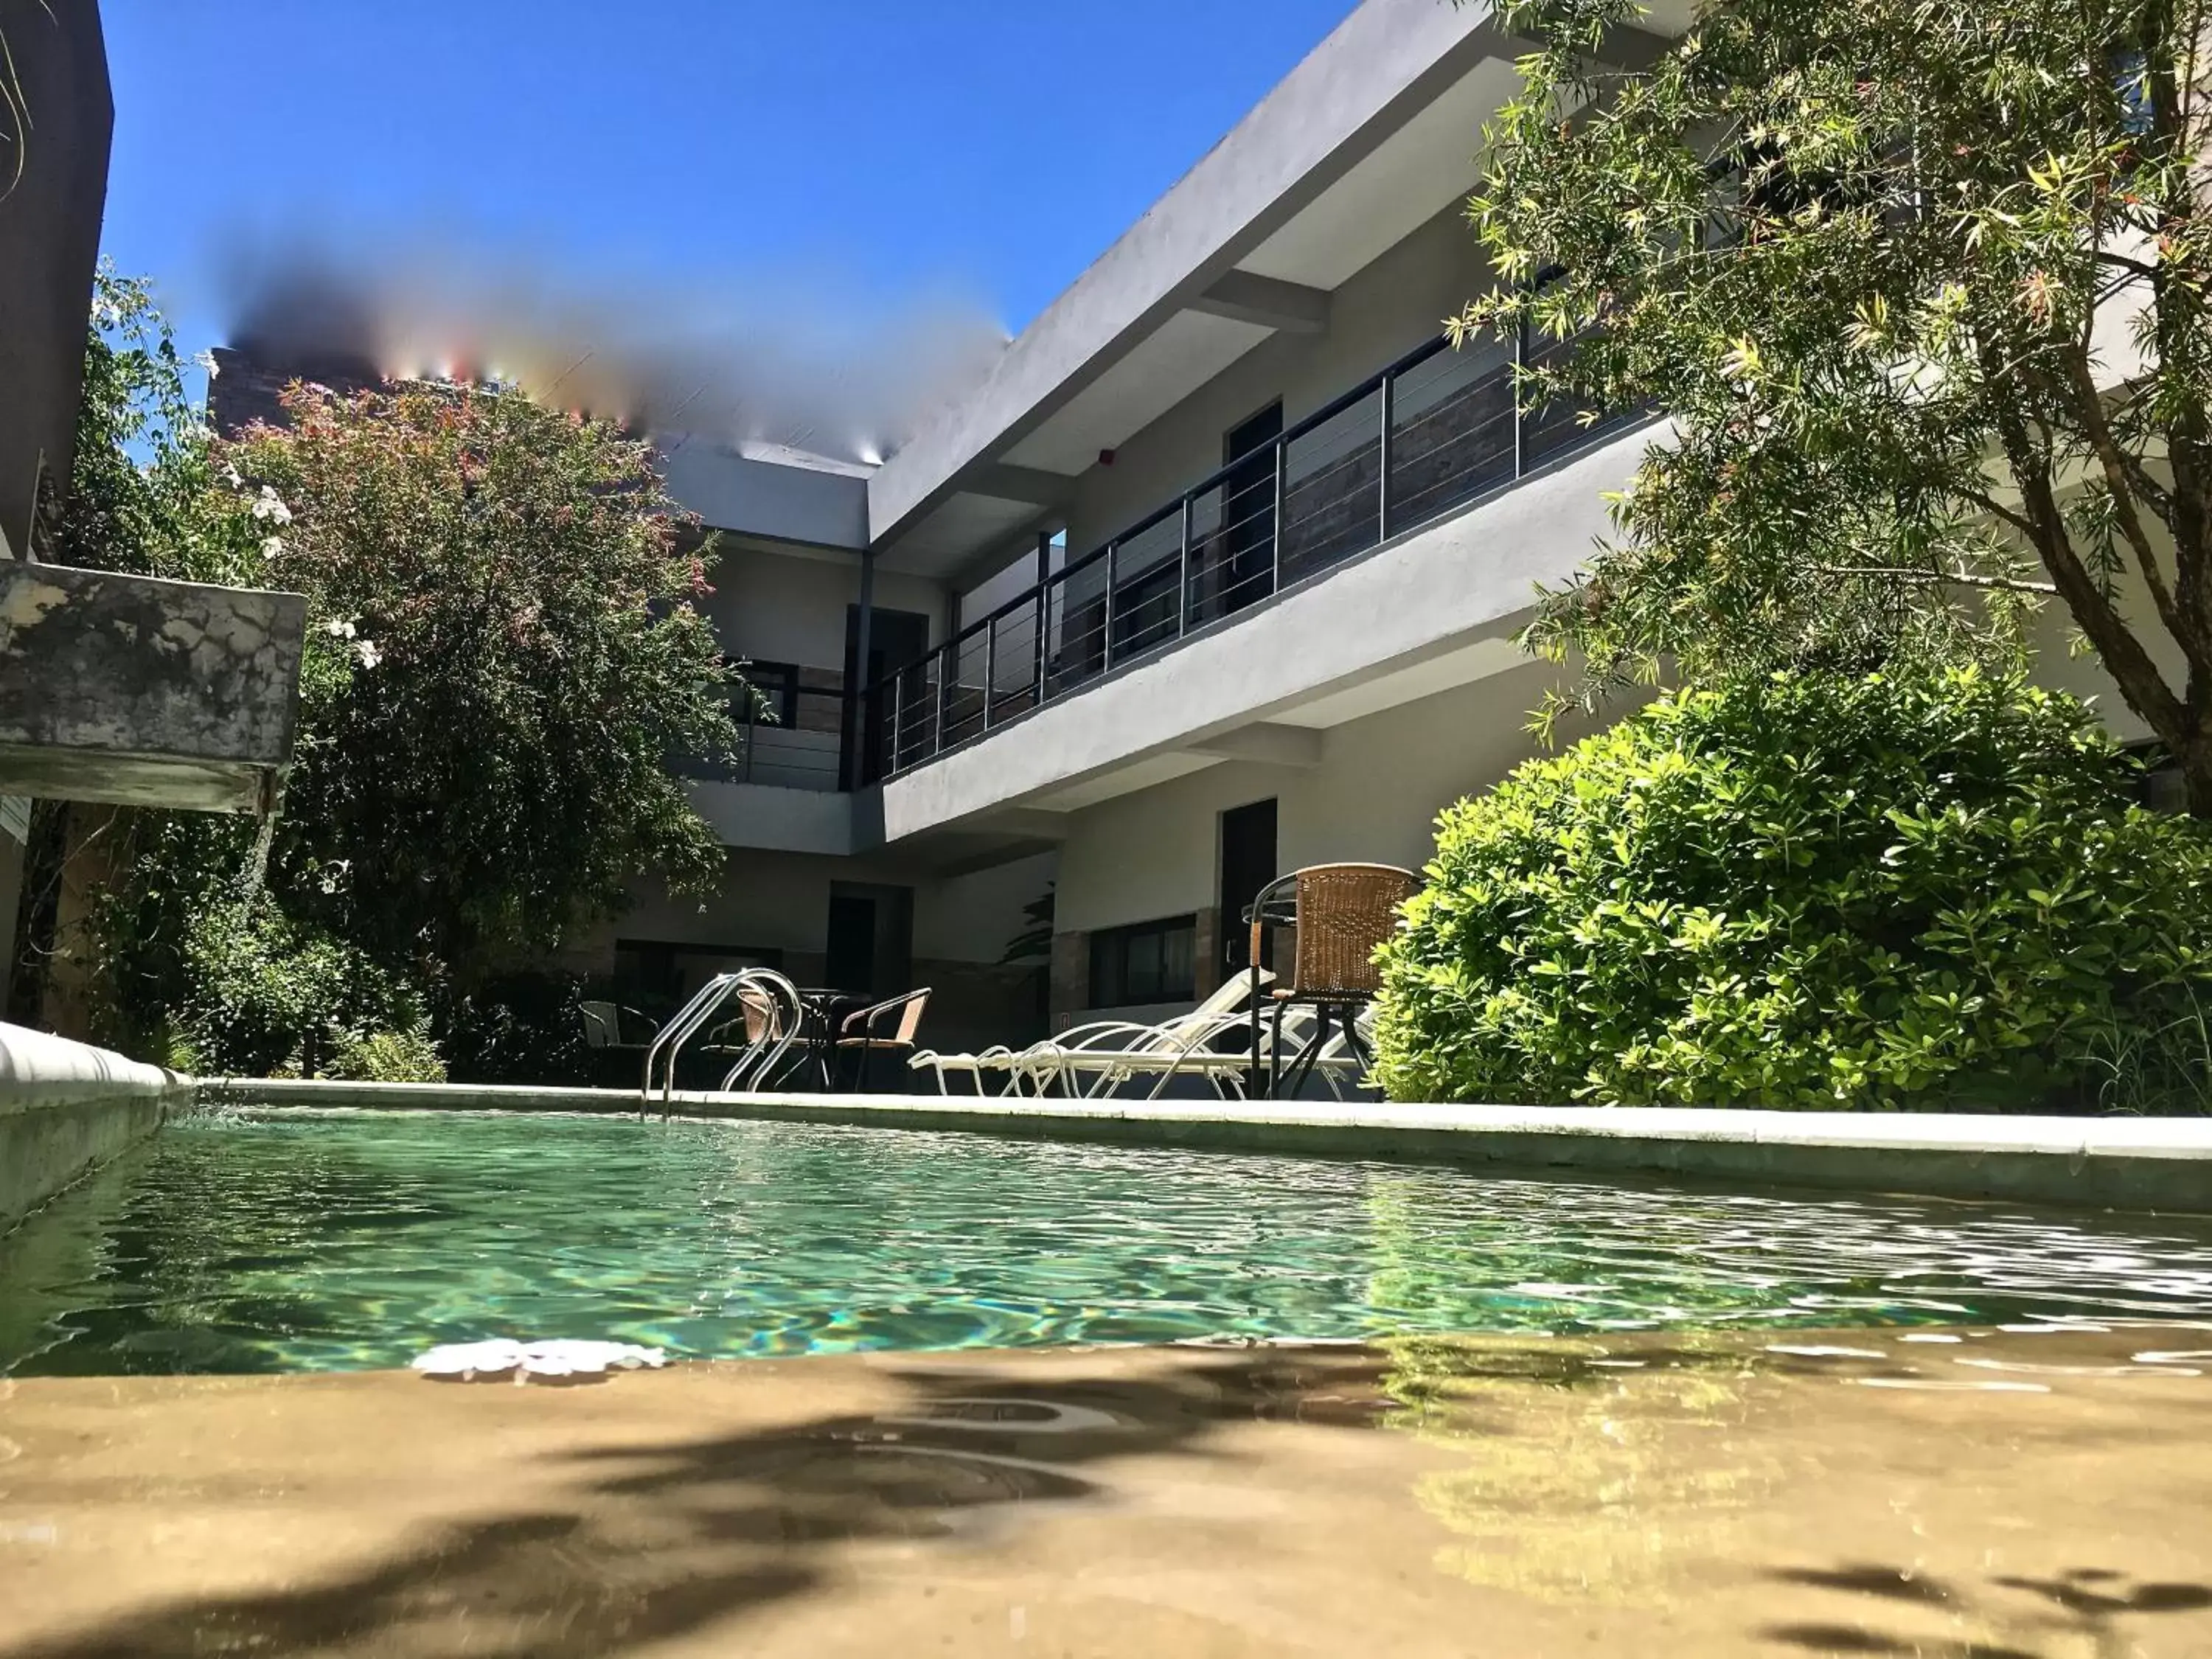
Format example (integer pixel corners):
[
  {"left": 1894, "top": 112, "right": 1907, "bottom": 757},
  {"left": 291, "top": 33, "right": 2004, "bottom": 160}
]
[{"left": 1, "top": 1349, "right": 1396, "bottom": 1659}]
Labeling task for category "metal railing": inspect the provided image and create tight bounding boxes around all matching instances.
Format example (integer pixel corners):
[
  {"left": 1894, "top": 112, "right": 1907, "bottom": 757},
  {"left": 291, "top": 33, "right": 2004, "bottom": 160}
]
[
  {"left": 855, "top": 325, "right": 1647, "bottom": 785},
  {"left": 672, "top": 670, "right": 849, "bottom": 793}
]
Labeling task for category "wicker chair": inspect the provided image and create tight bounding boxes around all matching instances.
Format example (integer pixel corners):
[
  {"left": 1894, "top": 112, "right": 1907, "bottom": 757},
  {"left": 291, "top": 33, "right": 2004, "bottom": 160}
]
[{"left": 1247, "top": 863, "right": 1421, "bottom": 1098}]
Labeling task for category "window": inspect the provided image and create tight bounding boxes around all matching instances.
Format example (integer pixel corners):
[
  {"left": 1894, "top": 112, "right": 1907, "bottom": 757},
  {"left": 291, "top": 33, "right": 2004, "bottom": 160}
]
[
  {"left": 1089, "top": 915, "right": 1197, "bottom": 1007},
  {"left": 614, "top": 940, "right": 783, "bottom": 1007}
]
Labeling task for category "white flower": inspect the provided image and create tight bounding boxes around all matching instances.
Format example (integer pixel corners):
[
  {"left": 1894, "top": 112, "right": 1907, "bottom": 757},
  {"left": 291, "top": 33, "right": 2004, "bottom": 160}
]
[
  {"left": 251, "top": 486, "right": 292, "bottom": 526},
  {"left": 260, "top": 535, "right": 285, "bottom": 559},
  {"left": 322, "top": 618, "right": 358, "bottom": 640},
  {"left": 354, "top": 639, "right": 383, "bottom": 669},
  {"left": 221, "top": 464, "right": 244, "bottom": 491}
]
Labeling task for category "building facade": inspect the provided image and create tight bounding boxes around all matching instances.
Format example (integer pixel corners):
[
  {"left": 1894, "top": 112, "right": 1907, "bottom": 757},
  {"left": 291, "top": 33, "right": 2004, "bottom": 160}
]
[
  {"left": 203, "top": 0, "right": 2164, "bottom": 1062},
  {"left": 599, "top": 0, "right": 1694, "bottom": 1050}
]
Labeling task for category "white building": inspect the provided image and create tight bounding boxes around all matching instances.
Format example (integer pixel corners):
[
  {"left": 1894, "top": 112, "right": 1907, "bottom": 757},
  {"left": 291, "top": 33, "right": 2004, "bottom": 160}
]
[{"left": 598, "top": 0, "right": 1705, "bottom": 1054}]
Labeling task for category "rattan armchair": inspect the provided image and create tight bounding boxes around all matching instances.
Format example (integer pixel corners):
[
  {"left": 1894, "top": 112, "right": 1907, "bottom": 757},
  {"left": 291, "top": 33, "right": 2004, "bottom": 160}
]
[{"left": 1246, "top": 863, "right": 1421, "bottom": 1098}]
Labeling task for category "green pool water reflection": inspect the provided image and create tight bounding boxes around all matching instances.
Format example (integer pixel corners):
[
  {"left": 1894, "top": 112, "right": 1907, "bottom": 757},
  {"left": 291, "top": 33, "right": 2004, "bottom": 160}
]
[{"left": 3, "top": 1108, "right": 2211, "bottom": 1375}]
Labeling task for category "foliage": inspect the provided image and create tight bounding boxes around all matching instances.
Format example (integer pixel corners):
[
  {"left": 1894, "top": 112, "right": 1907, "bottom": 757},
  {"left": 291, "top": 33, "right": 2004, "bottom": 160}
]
[
  {"left": 325, "top": 1022, "right": 448, "bottom": 1085},
  {"left": 52, "top": 271, "right": 745, "bottom": 1074},
  {"left": 1459, "top": 0, "right": 2212, "bottom": 810},
  {"left": 1373, "top": 669, "right": 2212, "bottom": 1111},
  {"left": 439, "top": 971, "right": 594, "bottom": 1086},
  {"left": 173, "top": 894, "right": 435, "bottom": 1080},
  {"left": 221, "top": 375, "right": 740, "bottom": 973}
]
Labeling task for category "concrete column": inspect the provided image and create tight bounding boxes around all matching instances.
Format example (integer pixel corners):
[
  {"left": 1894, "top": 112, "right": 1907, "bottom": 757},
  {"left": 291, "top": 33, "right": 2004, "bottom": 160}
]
[{"left": 1049, "top": 929, "right": 1089, "bottom": 1031}]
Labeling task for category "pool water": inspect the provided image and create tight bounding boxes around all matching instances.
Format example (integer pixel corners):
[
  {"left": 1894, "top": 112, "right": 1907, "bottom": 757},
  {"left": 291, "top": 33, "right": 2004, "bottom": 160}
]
[{"left": 4, "top": 1108, "right": 2211, "bottom": 1375}]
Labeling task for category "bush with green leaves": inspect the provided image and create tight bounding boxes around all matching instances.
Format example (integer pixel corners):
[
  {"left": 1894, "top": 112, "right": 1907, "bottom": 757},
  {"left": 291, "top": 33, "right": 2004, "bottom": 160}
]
[
  {"left": 1372, "top": 670, "right": 2212, "bottom": 1112},
  {"left": 174, "top": 895, "right": 440, "bottom": 1081}
]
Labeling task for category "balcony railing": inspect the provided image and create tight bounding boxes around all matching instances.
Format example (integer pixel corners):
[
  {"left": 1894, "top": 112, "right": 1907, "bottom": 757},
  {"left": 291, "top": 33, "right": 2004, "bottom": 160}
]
[
  {"left": 672, "top": 666, "right": 848, "bottom": 793},
  {"left": 855, "top": 325, "right": 1646, "bottom": 785}
]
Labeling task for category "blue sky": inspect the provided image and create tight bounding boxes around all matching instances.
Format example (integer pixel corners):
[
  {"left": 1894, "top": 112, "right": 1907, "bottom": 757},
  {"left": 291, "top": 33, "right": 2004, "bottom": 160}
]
[{"left": 99, "top": 1, "right": 1359, "bottom": 369}]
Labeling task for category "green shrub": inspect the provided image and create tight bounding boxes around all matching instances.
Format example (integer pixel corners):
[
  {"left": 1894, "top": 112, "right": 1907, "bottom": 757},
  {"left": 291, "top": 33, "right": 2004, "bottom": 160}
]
[
  {"left": 178, "top": 895, "right": 438, "bottom": 1079},
  {"left": 327, "top": 1023, "right": 448, "bottom": 1085},
  {"left": 1373, "top": 669, "right": 2212, "bottom": 1112},
  {"left": 438, "top": 971, "right": 594, "bottom": 1085}
]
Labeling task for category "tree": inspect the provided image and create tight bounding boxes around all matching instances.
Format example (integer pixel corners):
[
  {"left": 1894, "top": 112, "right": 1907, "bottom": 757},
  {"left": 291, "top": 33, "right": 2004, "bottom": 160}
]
[
  {"left": 1459, "top": 0, "right": 2212, "bottom": 810},
  {"left": 224, "top": 379, "right": 739, "bottom": 975},
  {"left": 47, "top": 272, "right": 744, "bottom": 1068}
]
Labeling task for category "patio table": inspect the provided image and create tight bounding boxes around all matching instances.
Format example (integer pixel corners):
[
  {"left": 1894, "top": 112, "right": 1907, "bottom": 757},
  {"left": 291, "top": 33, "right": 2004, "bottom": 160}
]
[{"left": 789, "top": 987, "right": 870, "bottom": 1091}]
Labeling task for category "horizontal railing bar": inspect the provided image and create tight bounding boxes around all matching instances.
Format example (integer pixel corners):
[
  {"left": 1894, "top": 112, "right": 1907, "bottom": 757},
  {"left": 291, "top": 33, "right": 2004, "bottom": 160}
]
[
  {"left": 855, "top": 319, "right": 1646, "bottom": 781},
  {"left": 864, "top": 333, "right": 1465, "bottom": 708}
]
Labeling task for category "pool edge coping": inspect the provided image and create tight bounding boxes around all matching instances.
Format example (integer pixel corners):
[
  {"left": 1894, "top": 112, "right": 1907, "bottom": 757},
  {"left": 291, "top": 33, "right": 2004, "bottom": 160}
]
[{"left": 196, "top": 1080, "right": 2212, "bottom": 1216}]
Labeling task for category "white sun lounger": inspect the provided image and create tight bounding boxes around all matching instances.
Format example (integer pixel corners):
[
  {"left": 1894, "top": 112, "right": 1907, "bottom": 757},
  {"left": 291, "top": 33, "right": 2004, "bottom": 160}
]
[{"left": 911, "top": 972, "right": 1274, "bottom": 1098}]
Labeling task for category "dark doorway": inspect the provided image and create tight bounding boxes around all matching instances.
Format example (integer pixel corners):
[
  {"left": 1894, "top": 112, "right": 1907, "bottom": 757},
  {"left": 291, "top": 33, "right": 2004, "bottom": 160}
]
[
  {"left": 844, "top": 606, "right": 932, "bottom": 785},
  {"left": 825, "top": 883, "right": 914, "bottom": 997},
  {"left": 1219, "top": 797, "right": 1279, "bottom": 981},
  {"left": 1218, "top": 401, "right": 1284, "bottom": 621}
]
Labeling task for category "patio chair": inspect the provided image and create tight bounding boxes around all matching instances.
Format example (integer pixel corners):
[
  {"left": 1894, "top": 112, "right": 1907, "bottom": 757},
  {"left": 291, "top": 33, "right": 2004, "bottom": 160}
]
[
  {"left": 907, "top": 972, "right": 1271, "bottom": 1098},
  {"left": 1248, "top": 863, "right": 1420, "bottom": 1099},
  {"left": 717, "top": 972, "right": 806, "bottom": 1093},
  {"left": 1011, "top": 971, "right": 1288, "bottom": 1100},
  {"left": 580, "top": 1001, "right": 651, "bottom": 1048},
  {"left": 835, "top": 987, "right": 933, "bottom": 1092}
]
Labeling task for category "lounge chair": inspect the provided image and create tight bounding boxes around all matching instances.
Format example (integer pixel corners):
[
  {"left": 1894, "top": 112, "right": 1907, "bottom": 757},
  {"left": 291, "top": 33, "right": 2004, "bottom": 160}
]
[{"left": 911, "top": 973, "right": 1279, "bottom": 1099}]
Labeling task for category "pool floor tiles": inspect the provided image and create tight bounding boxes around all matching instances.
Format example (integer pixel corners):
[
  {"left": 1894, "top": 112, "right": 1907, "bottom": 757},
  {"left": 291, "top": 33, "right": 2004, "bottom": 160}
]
[{"left": 1, "top": 1325, "right": 2209, "bottom": 1657}]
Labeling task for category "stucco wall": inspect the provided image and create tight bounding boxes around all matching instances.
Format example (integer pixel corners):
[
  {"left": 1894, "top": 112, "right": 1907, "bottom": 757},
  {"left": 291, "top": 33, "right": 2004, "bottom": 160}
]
[
  {"left": 1052, "top": 657, "right": 1566, "bottom": 941},
  {"left": 704, "top": 541, "right": 948, "bottom": 674},
  {"left": 1065, "top": 203, "right": 1495, "bottom": 556}
]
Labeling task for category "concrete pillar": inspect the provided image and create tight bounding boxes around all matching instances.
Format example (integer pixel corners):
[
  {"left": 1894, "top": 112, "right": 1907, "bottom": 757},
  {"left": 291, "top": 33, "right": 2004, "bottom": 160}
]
[{"left": 1049, "top": 928, "right": 1089, "bottom": 1031}]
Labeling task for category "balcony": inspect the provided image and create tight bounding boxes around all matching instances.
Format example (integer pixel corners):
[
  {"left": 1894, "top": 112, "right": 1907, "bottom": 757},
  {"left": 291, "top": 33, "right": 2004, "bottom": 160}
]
[
  {"left": 857, "top": 327, "right": 1645, "bottom": 786},
  {"left": 675, "top": 667, "right": 847, "bottom": 795}
]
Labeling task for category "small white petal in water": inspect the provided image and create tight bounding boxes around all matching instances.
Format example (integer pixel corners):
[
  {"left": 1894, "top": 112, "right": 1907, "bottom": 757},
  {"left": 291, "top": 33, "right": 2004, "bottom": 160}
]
[
  {"left": 411, "top": 1340, "right": 524, "bottom": 1381},
  {"left": 1764, "top": 1345, "right": 1888, "bottom": 1360},
  {"left": 1899, "top": 1334, "right": 1964, "bottom": 1343}
]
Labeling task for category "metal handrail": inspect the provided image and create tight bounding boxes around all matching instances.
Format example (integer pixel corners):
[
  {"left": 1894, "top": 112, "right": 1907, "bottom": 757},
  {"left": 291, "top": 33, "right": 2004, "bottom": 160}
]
[
  {"left": 714, "top": 969, "right": 806, "bottom": 1096},
  {"left": 639, "top": 971, "right": 744, "bottom": 1111},
  {"left": 855, "top": 320, "right": 1647, "bottom": 785}
]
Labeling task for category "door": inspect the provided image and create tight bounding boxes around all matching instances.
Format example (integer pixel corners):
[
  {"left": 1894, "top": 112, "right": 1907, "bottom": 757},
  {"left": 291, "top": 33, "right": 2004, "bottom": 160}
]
[
  {"left": 1218, "top": 402, "right": 1284, "bottom": 620},
  {"left": 844, "top": 606, "right": 932, "bottom": 785},
  {"left": 826, "top": 883, "right": 916, "bottom": 997},
  {"left": 1219, "top": 798, "right": 1279, "bottom": 981},
  {"left": 824, "top": 894, "right": 877, "bottom": 994}
]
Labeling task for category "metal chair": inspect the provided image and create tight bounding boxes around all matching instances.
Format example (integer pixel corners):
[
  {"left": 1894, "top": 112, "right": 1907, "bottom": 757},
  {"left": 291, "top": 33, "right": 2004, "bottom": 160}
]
[
  {"left": 580, "top": 1001, "right": 651, "bottom": 1048},
  {"left": 718, "top": 971, "right": 805, "bottom": 1093},
  {"left": 1248, "top": 863, "right": 1421, "bottom": 1099},
  {"left": 834, "top": 987, "right": 933, "bottom": 1092}
]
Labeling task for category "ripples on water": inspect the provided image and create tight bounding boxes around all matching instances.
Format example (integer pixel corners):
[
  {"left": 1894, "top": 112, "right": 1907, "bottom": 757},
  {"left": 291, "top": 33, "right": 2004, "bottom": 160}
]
[{"left": 2, "top": 1109, "right": 2210, "bottom": 1375}]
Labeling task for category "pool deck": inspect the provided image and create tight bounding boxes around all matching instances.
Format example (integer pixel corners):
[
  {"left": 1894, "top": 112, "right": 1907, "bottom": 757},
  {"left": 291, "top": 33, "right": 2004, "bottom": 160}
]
[
  {"left": 204, "top": 1079, "right": 2212, "bottom": 1214},
  {"left": 3, "top": 1326, "right": 2208, "bottom": 1657}
]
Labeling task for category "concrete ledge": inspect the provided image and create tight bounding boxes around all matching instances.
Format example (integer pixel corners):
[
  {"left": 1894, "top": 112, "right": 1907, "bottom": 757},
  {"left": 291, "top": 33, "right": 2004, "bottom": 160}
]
[
  {"left": 202, "top": 1080, "right": 2212, "bottom": 1216},
  {"left": 1, "top": 1024, "right": 191, "bottom": 1229}
]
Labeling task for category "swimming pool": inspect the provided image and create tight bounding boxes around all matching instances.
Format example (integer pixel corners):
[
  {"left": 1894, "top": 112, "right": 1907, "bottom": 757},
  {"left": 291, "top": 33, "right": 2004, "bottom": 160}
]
[{"left": 4, "top": 1107, "right": 2211, "bottom": 1374}]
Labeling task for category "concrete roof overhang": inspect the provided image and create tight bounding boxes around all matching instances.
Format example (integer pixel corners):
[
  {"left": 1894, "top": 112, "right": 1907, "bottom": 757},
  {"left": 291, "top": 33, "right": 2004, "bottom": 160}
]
[{"left": 866, "top": 0, "right": 1666, "bottom": 580}]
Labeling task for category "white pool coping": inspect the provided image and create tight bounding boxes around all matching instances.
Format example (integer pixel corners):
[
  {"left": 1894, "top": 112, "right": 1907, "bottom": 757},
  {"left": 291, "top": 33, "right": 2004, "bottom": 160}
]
[{"left": 201, "top": 1079, "right": 2212, "bottom": 1215}]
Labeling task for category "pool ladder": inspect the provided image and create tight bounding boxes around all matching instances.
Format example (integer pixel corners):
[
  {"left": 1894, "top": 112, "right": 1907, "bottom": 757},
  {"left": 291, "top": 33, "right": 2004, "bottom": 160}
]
[{"left": 639, "top": 968, "right": 804, "bottom": 1118}]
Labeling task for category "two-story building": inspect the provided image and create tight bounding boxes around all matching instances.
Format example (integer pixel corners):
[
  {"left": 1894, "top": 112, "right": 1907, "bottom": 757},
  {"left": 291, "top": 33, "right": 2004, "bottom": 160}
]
[{"left": 583, "top": 0, "right": 1697, "bottom": 1055}]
